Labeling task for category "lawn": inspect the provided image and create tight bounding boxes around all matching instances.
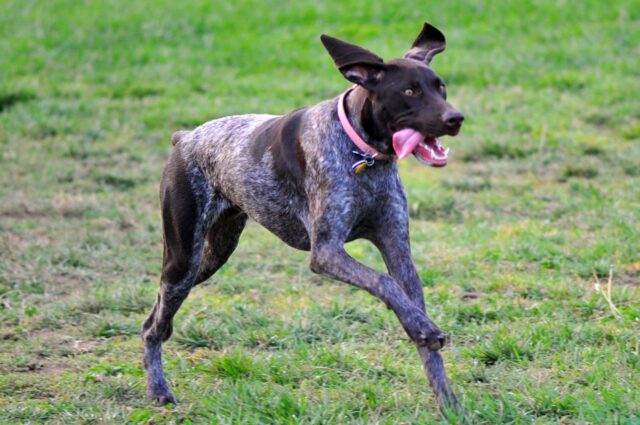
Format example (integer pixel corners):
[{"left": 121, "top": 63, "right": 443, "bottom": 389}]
[{"left": 0, "top": 0, "right": 639, "bottom": 423}]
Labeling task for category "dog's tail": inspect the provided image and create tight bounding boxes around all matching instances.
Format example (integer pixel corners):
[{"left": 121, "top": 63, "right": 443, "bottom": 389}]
[{"left": 171, "top": 130, "right": 189, "bottom": 146}]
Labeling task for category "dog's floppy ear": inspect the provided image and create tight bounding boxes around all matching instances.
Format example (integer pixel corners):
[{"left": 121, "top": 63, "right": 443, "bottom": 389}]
[
  {"left": 320, "top": 34, "right": 386, "bottom": 89},
  {"left": 404, "top": 22, "right": 446, "bottom": 65}
]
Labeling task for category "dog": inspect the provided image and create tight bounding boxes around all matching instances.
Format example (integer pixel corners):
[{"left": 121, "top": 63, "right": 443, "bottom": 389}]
[{"left": 142, "top": 22, "right": 464, "bottom": 408}]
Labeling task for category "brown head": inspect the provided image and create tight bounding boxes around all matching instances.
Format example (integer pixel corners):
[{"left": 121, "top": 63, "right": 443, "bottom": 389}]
[{"left": 321, "top": 22, "right": 463, "bottom": 167}]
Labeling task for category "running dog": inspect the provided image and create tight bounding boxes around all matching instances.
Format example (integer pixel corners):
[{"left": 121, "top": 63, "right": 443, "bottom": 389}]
[{"left": 142, "top": 22, "right": 464, "bottom": 408}]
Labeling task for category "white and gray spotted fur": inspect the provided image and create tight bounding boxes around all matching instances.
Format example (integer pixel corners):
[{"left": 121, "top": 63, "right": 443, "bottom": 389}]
[{"left": 180, "top": 98, "right": 404, "bottom": 249}]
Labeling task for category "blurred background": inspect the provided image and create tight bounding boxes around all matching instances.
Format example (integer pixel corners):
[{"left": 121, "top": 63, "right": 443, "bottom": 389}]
[{"left": 0, "top": 0, "right": 638, "bottom": 423}]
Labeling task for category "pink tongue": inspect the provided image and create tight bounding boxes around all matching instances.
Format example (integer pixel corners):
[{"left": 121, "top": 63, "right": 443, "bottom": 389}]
[{"left": 392, "top": 129, "right": 424, "bottom": 160}]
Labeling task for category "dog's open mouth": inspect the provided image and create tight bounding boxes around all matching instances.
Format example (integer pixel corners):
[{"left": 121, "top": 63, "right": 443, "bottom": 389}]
[{"left": 392, "top": 128, "right": 449, "bottom": 167}]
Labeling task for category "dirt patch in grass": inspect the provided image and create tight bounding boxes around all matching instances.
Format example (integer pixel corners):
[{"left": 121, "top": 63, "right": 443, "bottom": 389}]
[
  {"left": 29, "top": 329, "right": 65, "bottom": 339},
  {"left": 51, "top": 193, "right": 98, "bottom": 218},
  {"left": 18, "top": 360, "right": 71, "bottom": 375},
  {"left": 0, "top": 206, "right": 51, "bottom": 220},
  {"left": 618, "top": 270, "right": 639, "bottom": 287},
  {"left": 72, "top": 339, "right": 103, "bottom": 354}
]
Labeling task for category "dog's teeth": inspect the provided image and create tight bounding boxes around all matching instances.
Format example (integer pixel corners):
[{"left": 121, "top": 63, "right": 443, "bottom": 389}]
[{"left": 444, "top": 148, "right": 450, "bottom": 156}]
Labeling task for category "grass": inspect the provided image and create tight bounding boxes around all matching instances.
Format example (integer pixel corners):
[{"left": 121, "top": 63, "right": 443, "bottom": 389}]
[{"left": 0, "top": 0, "right": 638, "bottom": 423}]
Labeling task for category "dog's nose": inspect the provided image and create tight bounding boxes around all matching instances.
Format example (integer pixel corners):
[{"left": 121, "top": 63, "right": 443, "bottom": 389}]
[{"left": 442, "top": 110, "right": 464, "bottom": 128}]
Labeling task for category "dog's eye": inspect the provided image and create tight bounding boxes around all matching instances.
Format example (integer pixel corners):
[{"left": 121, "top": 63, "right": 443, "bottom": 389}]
[
  {"left": 403, "top": 88, "right": 415, "bottom": 96},
  {"left": 439, "top": 83, "right": 447, "bottom": 98}
]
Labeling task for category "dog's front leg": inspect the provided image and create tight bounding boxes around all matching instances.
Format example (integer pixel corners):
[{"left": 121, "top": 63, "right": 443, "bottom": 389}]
[
  {"left": 309, "top": 236, "right": 446, "bottom": 351},
  {"left": 372, "top": 231, "right": 462, "bottom": 409},
  {"left": 375, "top": 237, "right": 427, "bottom": 312}
]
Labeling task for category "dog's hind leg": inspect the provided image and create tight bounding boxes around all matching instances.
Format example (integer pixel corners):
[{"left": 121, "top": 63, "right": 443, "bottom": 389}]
[
  {"left": 141, "top": 149, "right": 221, "bottom": 405},
  {"left": 142, "top": 205, "right": 245, "bottom": 405},
  {"left": 193, "top": 208, "right": 248, "bottom": 286}
]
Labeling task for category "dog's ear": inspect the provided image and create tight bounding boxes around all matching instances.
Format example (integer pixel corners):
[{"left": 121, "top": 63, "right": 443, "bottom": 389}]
[
  {"left": 320, "top": 34, "right": 386, "bottom": 89},
  {"left": 404, "top": 22, "right": 446, "bottom": 65}
]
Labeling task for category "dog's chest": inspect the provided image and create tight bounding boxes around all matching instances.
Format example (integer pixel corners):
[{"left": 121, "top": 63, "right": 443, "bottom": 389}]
[{"left": 343, "top": 167, "right": 402, "bottom": 218}]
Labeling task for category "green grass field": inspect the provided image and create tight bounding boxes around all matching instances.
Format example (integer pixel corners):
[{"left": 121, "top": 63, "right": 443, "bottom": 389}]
[{"left": 1, "top": 0, "right": 639, "bottom": 423}]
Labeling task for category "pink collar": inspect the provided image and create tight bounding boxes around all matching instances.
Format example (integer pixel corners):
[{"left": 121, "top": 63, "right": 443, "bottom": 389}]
[{"left": 338, "top": 88, "right": 392, "bottom": 169}]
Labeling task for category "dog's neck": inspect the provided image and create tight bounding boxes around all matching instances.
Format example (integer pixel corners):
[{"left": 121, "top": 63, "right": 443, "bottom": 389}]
[{"left": 345, "top": 86, "right": 394, "bottom": 156}]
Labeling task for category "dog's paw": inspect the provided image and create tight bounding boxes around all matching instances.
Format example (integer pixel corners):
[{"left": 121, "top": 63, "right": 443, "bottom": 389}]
[
  {"left": 404, "top": 312, "right": 448, "bottom": 351},
  {"left": 149, "top": 391, "right": 177, "bottom": 406},
  {"left": 416, "top": 329, "right": 448, "bottom": 351}
]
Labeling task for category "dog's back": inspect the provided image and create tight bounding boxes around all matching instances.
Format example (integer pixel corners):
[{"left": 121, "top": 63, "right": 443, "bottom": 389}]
[{"left": 167, "top": 99, "right": 342, "bottom": 250}]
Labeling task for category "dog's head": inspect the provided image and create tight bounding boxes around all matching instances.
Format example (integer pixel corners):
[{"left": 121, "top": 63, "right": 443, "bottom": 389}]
[{"left": 321, "top": 23, "right": 463, "bottom": 167}]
